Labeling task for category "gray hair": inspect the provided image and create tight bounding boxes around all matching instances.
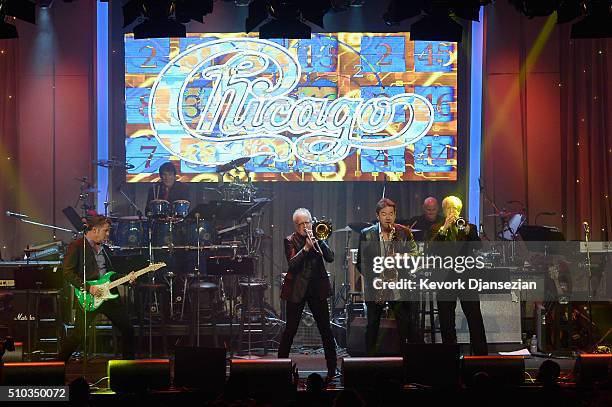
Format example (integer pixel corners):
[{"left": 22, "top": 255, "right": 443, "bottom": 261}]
[{"left": 292, "top": 208, "right": 312, "bottom": 223}]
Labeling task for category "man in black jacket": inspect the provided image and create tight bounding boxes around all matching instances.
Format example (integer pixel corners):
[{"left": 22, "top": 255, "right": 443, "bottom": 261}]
[
  {"left": 430, "top": 195, "right": 488, "bottom": 355},
  {"left": 357, "top": 198, "right": 421, "bottom": 356},
  {"left": 278, "top": 208, "right": 337, "bottom": 380},
  {"left": 58, "top": 215, "right": 135, "bottom": 362},
  {"left": 146, "top": 161, "right": 189, "bottom": 213}
]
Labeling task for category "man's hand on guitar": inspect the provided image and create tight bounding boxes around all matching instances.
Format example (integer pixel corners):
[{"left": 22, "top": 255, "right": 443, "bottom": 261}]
[
  {"left": 128, "top": 272, "right": 136, "bottom": 284},
  {"left": 89, "top": 285, "right": 102, "bottom": 298}
]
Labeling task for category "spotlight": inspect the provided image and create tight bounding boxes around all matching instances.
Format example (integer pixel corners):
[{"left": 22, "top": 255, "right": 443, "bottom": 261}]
[
  {"left": 556, "top": 0, "right": 585, "bottom": 24},
  {"left": 0, "top": 0, "right": 36, "bottom": 39},
  {"left": 246, "top": 0, "right": 331, "bottom": 39},
  {"left": 2, "top": 0, "right": 36, "bottom": 24},
  {"left": 38, "top": 0, "right": 55, "bottom": 8},
  {"left": 124, "top": 0, "right": 213, "bottom": 39},
  {"left": 508, "top": 0, "right": 559, "bottom": 18},
  {"left": 570, "top": 0, "right": 611, "bottom": 38},
  {"left": 382, "top": 0, "right": 424, "bottom": 26},
  {"left": 410, "top": 13, "right": 463, "bottom": 42}
]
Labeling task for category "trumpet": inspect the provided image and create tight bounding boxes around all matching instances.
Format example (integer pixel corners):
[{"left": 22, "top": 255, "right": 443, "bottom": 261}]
[{"left": 456, "top": 217, "right": 466, "bottom": 231}]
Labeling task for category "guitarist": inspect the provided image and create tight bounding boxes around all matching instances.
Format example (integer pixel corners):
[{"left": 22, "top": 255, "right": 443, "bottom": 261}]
[{"left": 58, "top": 215, "right": 136, "bottom": 362}]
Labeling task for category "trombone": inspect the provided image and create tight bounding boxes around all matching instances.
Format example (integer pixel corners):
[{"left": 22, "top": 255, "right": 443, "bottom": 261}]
[{"left": 306, "top": 217, "right": 333, "bottom": 255}]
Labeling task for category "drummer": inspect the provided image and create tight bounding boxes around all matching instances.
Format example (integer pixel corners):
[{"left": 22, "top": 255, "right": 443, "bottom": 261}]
[{"left": 146, "top": 161, "right": 189, "bottom": 214}]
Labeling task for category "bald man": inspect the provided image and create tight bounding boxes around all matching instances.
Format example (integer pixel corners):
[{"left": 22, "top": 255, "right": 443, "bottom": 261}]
[{"left": 407, "top": 197, "right": 444, "bottom": 241}]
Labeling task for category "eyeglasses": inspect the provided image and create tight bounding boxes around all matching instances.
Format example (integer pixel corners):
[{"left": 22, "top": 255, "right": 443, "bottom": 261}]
[{"left": 295, "top": 221, "right": 312, "bottom": 227}]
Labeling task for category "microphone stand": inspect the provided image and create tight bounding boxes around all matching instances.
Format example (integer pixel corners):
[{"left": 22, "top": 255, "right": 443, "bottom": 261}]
[
  {"left": 583, "top": 223, "right": 594, "bottom": 349},
  {"left": 80, "top": 223, "right": 89, "bottom": 373},
  {"left": 195, "top": 213, "right": 201, "bottom": 347}
]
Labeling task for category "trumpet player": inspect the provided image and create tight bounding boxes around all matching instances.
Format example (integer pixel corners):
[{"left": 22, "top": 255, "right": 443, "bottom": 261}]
[
  {"left": 357, "top": 198, "right": 421, "bottom": 356},
  {"left": 278, "top": 208, "right": 337, "bottom": 381},
  {"left": 431, "top": 195, "right": 488, "bottom": 355}
]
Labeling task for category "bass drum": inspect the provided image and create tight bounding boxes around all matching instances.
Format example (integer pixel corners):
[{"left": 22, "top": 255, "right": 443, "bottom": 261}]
[{"left": 185, "top": 219, "right": 218, "bottom": 246}]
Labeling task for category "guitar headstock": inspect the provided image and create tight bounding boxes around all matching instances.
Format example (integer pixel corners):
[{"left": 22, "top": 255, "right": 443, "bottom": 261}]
[{"left": 148, "top": 262, "right": 167, "bottom": 271}]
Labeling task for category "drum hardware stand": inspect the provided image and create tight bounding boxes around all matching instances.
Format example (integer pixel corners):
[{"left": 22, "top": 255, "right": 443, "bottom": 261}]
[
  {"left": 583, "top": 221, "right": 595, "bottom": 349},
  {"left": 194, "top": 212, "right": 202, "bottom": 346}
]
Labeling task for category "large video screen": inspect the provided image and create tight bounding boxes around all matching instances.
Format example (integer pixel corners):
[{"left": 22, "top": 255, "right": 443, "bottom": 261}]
[{"left": 124, "top": 33, "right": 458, "bottom": 182}]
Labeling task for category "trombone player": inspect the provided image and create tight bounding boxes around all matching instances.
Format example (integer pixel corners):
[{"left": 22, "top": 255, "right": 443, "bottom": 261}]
[{"left": 278, "top": 208, "right": 337, "bottom": 381}]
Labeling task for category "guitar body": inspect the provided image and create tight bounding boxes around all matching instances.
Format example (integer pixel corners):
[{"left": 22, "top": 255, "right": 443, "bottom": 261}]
[
  {"left": 72, "top": 262, "right": 165, "bottom": 312},
  {"left": 74, "top": 271, "right": 119, "bottom": 312}
]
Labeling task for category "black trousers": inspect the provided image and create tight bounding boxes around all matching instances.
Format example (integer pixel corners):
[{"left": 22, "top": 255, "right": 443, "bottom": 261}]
[
  {"left": 59, "top": 297, "right": 135, "bottom": 362},
  {"left": 437, "top": 294, "right": 488, "bottom": 356},
  {"left": 365, "top": 301, "right": 422, "bottom": 356},
  {"left": 278, "top": 296, "right": 337, "bottom": 370}
]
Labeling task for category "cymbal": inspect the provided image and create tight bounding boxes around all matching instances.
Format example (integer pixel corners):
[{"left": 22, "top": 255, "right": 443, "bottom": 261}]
[
  {"left": 334, "top": 225, "right": 353, "bottom": 233},
  {"left": 81, "top": 187, "right": 100, "bottom": 193},
  {"left": 216, "top": 157, "right": 251, "bottom": 173},
  {"left": 348, "top": 222, "right": 372, "bottom": 233},
  {"left": 95, "top": 159, "right": 135, "bottom": 170}
]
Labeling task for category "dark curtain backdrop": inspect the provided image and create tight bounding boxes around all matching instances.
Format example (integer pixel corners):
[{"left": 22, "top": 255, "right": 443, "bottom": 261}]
[
  {"left": 481, "top": 2, "right": 611, "bottom": 242},
  {"left": 0, "top": 40, "right": 18, "bottom": 260}
]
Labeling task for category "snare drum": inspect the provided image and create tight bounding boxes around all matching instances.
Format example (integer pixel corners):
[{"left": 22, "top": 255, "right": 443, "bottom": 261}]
[
  {"left": 149, "top": 199, "right": 170, "bottom": 218},
  {"left": 172, "top": 200, "right": 190, "bottom": 218},
  {"left": 113, "top": 216, "right": 148, "bottom": 247}
]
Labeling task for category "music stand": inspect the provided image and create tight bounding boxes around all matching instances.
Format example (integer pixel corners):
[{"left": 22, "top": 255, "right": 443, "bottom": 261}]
[
  {"left": 206, "top": 256, "right": 254, "bottom": 356},
  {"left": 518, "top": 225, "right": 565, "bottom": 255}
]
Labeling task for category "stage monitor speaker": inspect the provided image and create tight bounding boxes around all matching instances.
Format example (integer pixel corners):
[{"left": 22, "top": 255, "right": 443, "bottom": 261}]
[
  {"left": 573, "top": 354, "right": 612, "bottom": 385},
  {"left": 108, "top": 359, "right": 170, "bottom": 393},
  {"left": 462, "top": 356, "right": 525, "bottom": 387},
  {"left": 1, "top": 362, "right": 65, "bottom": 385},
  {"left": 404, "top": 344, "right": 460, "bottom": 387},
  {"left": 1, "top": 341, "right": 23, "bottom": 362},
  {"left": 230, "top": 359, "right": 294, "bottom": 396},
  {"left": 341, "top": 357, "right": 403, "bottom": 388},
  {"left": 174, "top": 347, "right": 226, "bottom": 390},
  {"left": 347, "top": 317, "right": 400, "bottom": 356}
]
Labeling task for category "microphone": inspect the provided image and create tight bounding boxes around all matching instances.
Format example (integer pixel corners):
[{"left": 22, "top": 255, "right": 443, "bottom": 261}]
[
  {"left": 583, "top": 222, "right": 590, "bottom": 234},
  {"left": 5, "top": 211, "right": 28, "bottom": 219},
  {"left": 195, "top": 212, "right": 200, "bottom": 220}
]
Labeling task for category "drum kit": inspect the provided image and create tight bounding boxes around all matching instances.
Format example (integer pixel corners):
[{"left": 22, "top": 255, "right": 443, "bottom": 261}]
[{"left": 85, "top": 157, "right": 271, "bottom": 339}]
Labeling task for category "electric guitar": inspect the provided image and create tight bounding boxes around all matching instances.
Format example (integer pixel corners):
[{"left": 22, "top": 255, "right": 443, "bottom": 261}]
[{"left": 74, "top": 262, "right": 166, "bottom": 312}]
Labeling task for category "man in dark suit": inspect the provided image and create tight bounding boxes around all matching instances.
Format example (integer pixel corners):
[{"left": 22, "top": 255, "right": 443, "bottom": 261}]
[
  {"left": 278, "top": 208, "right": 337, "bottom": 380},
  {"left": 357, "top": 198, "right": 421, "bottom": 356},
  {"left": 59, "top": 215, "right": 135, "bottom": 362},
  {"left": 146, "top": 161, "right": 189, "bottom": 214},
  {"left": 430, "top": 195, "right": 488, "bottom": 355}
]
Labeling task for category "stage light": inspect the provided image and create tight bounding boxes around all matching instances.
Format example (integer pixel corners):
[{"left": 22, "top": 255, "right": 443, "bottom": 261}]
[
  {"left": 570, "top": 0, "right": 611, "bottom": 38},
  {"left": 449, "top": 0, "right": 484, "bottom": 22},
  {"left": 509, "top": 0, "right": 559, "bottom": 17},
  {"left": 410, "top": 13, "right": 463, "bottom": 42},
  {"left": 124, "top": 0, "right": 213, "bottom": 39},
  {"left": 382, "top": 0, "right": 424, "bottom": 26},
  {"left": 39, "top": 0, "right": 55, "bottom": 8},
  {"left": 0, "top": 0, "right": 35, "bottom": 39},
  {"left": 556, "top": 0, "right": 585, "bottom": 24},
  {"left": 246, "top": 0, "right": 331, "bottom": 39},
  {"left": 2, "top": 0, "right": 36, "bottom": 24}
]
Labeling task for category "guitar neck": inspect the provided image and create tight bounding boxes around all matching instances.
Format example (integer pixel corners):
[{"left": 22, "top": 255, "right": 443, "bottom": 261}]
[{"left": 108, "top": 266, "right": 157, "bottom": 289}]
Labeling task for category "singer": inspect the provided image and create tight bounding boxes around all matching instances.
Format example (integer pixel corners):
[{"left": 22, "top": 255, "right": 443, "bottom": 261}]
[{"left": 145, "top": 162, "right": 189, "bottom": 212}]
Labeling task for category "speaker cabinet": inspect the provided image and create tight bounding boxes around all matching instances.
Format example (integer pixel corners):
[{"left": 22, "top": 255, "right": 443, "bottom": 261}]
[
  {"left": 108, "top": 359, "right": 170, "bottom": 393},
  {"left": 462, "top": 356, "right": 525, "bottom": 387},
  {"left": 1, "top": 362, "right": 65, "bottom": 385},
  {"left": 341, "top": 357, "right": 403, "bottom": 388}
]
